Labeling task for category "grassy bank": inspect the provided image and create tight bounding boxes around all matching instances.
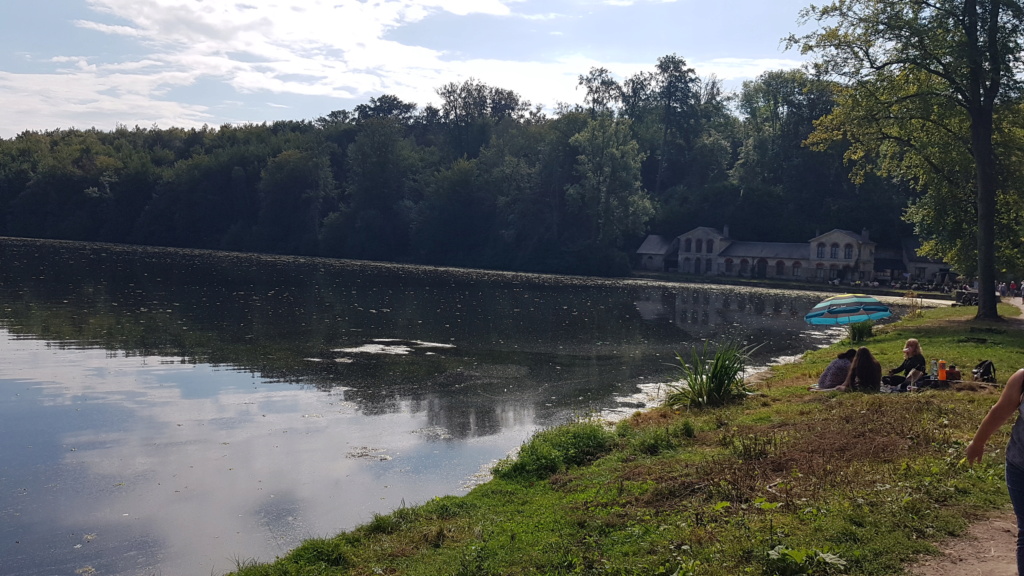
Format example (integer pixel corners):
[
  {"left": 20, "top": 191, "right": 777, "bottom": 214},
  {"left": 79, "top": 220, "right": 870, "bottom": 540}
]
[{"left": 230, "top": 304, "right": 1024, "bottom": 576}]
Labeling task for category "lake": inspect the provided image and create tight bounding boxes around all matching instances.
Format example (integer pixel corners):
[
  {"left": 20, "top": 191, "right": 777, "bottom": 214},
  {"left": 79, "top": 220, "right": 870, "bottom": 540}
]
[{"left": 0, "top": 238, "right": 855, "bottom": 575}]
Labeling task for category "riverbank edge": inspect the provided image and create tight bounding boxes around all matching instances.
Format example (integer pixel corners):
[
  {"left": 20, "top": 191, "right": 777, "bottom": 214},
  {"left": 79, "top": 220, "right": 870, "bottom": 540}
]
[
  {"left": 228, "top": 303, "right": 1024, "bottom": 576},
  {"left": 631, "top": 269, "right": 958, "bottom": 302}
]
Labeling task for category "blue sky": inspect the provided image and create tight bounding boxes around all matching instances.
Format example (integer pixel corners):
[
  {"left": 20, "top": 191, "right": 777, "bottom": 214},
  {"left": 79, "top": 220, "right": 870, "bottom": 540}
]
[{"left": 0, "top": 0, "right": 811, "bottom": 138}]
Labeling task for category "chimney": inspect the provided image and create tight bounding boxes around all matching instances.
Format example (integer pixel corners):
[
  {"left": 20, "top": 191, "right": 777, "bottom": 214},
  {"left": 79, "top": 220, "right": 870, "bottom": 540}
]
[
  {"left": 861, "top": 228, "right": 870, "bottom": 241},
  {"left": 722, "top": 224, "right": 730, "bottom": 238}
]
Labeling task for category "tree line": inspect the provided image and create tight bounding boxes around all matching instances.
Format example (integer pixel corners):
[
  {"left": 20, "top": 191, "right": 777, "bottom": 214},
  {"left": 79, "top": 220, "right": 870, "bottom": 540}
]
[{"left": 0, "top": 57, "right": 948, "bottom": 277}]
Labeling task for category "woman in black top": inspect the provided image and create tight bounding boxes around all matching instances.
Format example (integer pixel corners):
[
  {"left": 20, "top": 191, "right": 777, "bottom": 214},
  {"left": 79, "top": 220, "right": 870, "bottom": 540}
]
[{"left": 884, "top": 338, "right": 926, "bottom": 391}]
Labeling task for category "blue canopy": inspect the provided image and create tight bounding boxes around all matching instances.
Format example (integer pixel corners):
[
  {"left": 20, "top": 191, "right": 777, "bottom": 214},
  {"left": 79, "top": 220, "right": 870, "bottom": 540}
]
[{"left": 804, "top": 293, "right": 892, "bottom": 325}]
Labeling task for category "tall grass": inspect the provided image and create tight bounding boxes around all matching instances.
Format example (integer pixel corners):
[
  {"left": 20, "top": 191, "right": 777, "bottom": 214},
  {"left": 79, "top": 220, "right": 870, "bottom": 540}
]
[
  {"left": 665, "top": 342, "right": 754, "bottom": 409},
  {"left": 847, "top": 320, "right": 874, "bottom": 343}
]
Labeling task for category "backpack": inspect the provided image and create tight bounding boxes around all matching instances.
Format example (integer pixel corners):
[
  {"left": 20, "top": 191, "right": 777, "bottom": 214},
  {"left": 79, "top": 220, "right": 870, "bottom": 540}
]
[{"left": 972, "top": 360, "right": 997, "bottom": 383}]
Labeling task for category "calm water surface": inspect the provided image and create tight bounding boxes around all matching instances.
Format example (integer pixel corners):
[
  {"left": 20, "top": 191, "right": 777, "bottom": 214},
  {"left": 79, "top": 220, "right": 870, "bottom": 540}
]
[{"left": 0, "top": 238, "right": 862, "bottom": 575}]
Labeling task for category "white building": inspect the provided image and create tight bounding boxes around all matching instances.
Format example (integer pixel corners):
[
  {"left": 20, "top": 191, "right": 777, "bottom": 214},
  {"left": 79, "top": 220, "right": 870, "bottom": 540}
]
[{"left": 639, "top": 226, "right": 878, "bottom": 282}]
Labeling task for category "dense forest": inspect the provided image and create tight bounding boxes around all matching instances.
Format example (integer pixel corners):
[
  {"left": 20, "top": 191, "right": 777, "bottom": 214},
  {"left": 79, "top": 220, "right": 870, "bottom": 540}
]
[{"left": 0, "top": 58, "right": 917, "bottom": 276}]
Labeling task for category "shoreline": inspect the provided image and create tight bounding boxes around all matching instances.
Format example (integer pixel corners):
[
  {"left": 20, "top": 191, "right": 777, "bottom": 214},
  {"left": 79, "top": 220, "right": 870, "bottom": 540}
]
[{"left": 227, "top": 301, "right": 1024, "bottom": 576}]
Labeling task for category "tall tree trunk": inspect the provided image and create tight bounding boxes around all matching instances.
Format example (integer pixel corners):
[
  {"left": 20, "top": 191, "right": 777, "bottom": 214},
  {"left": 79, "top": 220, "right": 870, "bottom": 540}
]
[{"left": 971, "top": 109, "right": 999, "bottom": 319}]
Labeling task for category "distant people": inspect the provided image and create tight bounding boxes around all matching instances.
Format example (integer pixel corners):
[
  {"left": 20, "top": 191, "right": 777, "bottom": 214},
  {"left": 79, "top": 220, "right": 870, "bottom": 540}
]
[
  {"left": 883, "top": 338, "right": 926, "bottom": 392},
  {"left": 811, "top": 349, "right": 857, "bottom": 391},
  {"left": 836, "top": 347, "right": 883, "bottom": 392}
]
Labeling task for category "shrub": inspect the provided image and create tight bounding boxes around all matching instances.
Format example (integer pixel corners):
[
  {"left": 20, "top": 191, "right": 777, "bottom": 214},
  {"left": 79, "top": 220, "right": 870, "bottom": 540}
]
[
  {"left": 287, "top": 537, "right": 351, "bottom": 569},
  {"left": 363, "top": 507, "right": 417, "bottom": 536},
  {"left": 630, "top": 426, "right": 675, "bottom": 455},
  {"left": 847, "top": 320, "right": 874, "bottom": 343},
  {"left": 665, "top": 342, "right": 754, "bottom": 409},
  {"left": 492, "top": 421, "right": 613, "bottom": 481}
]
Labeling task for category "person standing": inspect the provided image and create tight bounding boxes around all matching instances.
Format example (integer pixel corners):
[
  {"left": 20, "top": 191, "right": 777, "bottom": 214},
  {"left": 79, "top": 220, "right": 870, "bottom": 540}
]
[{"left": 967, "top": 368, "right": 1024, "bottom": 575}]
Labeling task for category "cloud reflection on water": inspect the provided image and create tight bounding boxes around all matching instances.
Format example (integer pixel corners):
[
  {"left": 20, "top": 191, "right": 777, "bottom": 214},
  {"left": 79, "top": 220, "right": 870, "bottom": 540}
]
[{"left": 0, "top": 334, "right": 537, "bottom": 576}]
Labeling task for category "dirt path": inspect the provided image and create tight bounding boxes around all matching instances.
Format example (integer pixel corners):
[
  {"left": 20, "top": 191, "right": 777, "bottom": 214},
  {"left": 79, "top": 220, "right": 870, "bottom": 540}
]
[
  {"left": 906, "top": 511, "right": 1017, "bottom": 575},
  {"left": 906, "top": 297, "right": 1023, "bottom": 575}
]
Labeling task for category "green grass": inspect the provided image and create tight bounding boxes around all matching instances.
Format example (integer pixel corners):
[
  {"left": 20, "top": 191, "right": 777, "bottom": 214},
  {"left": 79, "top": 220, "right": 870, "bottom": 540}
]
[{"left": 228, "top": 304, "right": 1024, "bottom": 576}]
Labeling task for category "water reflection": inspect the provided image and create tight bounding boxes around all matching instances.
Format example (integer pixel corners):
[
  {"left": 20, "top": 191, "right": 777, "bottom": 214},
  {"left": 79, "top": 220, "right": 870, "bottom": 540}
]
[
  {"left": 0, "top": 336, "right": 539, "bottom": 576},
  {"left": 0, "top": 238, "right": 869, "bottom": 575},
  {"left": 633, "top": 286, "right": 808, "bottom": 330}
]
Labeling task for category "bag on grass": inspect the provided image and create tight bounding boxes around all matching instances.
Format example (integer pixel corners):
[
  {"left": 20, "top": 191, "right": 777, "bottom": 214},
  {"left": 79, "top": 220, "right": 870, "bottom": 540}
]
[{"left": 972, "top": 360, "right": 997, "bottom": 383}]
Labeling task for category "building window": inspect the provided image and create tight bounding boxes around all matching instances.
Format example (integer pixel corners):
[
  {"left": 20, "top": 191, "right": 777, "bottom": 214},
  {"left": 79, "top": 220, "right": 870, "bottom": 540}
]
[
  {"left": 706, "top": 240, "right": 714, "bottom": 253},
  {"left": 844, "top": 244, "right": 854, "bottom": 259},
  {"left": 683, "top": 239, "right": 692, "bottom": 253},
  {"left": 706, "top": 258, "right": 713, "bottom": 273},
  {"left": 775, "top": 261, "right": 785, "bottom": 276},
  {"left": 695, "top": 239, "right": 703, "bottom": 253},
  {"left": 725, "top": 259, "right": 734, "bottom": 273},
  {"left": 829, "top": 264, "right": 840, "bottom": 279},
  {"left": 830, "top": 243, "right": 839, "bottom": 259},
  {"left": 739, "top": 259, "right": 750, "bottom": 275},
  {"left": 816, "top": 243, "right": 826, "bottom": 258},
  {"left": 682, "top": 257, "right": 691, "bottom": 273},
  {"left": 916, "top": 267, "right": 926, "bottom": 279},
  {"left": 792, "top": 262, "right": 802, "bottom": 277},
  {"left": 816, "top": 263, "right": 825, "bottom": 279},
  {"left": 694, "top": 258, "right": 702, "bottom": 274}
]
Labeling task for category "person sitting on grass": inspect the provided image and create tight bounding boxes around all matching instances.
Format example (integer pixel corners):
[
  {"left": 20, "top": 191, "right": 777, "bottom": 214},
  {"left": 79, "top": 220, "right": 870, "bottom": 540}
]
[
  {"left": 836, "top": 347, "right": 883, "bottom": 392},
  {"left": 882, "top": 338, "right": 926, "bottom": 392},
  {"left": 810, "top": 348, "right": 857, "bottom": 391}
]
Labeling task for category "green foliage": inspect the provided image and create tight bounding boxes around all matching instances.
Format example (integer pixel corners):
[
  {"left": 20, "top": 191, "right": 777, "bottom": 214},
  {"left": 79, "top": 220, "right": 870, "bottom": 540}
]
[
  {"left": 362, "top": 507, "right": 418, "bottom": 536},
  {"left": 287, "top": 538, "right": 350, "bottom": 569},
  {"left": 764, "top": 545, "right": 848, "bottom": 576},
  {"left": 0, "top": 54, "right": 919, "bottom": 278},
  {"left": 230, "top": 537, "right": 353, "bottom": 575},
  {"left": 565, "top": 115, "right": 654, "bottom": 249},
  {"left": 792, "top": 0, "right": 1024, "bottom": 318},
  {"left": 847, "top": 321, "right": 874, "bottom": 344},
  {"left": 491, "top": 420, "right": 614, "bottom": 481},
  {"left": 665, "top": 342, "right": 754, "bottom": 409}
]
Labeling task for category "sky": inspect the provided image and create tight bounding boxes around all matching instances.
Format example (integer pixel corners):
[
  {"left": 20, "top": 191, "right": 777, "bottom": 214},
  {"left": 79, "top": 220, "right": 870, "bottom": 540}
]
[{"left": 0, "top": 0, "right": 813, "bottom": 138}]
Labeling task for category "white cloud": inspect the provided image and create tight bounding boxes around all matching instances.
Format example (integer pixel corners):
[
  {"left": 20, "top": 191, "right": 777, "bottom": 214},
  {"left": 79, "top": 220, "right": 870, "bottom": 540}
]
[
  {"left": 0, "top": 70, "right": 212, "bottom": 134},
  {"left": 0, "top": 0, "right": 805, "bottom": 136},
  {"left": 691, "top": 57, "right": 805, "bottom": 82},
  {"left": 73, "top": 19, "right": 143, "bottom": 37}
]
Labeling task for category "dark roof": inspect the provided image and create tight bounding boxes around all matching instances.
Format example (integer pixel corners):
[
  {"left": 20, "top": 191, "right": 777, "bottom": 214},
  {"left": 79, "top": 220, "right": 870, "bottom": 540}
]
[
  {"left": 874, "top": 247, "right": 903, "bottom": 260},
  {"left": 636, "top": 235, "right": 676, "bottom": 255},
  {"left": 719, "top": 242, "right": 808, "bottom": 259}
]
